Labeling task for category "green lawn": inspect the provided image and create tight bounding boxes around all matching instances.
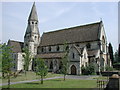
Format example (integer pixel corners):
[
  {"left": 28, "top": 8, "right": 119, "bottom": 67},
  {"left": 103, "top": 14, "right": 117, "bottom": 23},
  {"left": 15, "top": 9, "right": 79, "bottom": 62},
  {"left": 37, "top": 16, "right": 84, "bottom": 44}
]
[
  {"left": 2, "top": 78, "right": 97, "bottom": 88},
  {"left": 2, "top": 71, "right": 62, "bottom": 84}
]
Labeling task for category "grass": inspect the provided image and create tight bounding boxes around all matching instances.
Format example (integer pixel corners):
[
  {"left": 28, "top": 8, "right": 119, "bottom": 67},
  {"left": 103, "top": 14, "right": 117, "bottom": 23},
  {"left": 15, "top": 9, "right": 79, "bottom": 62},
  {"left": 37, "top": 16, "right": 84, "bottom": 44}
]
[
  {"left": 92, "top": 76, "right": 108, "bottom": 80},
  {"left": 2, "top": 71, "right": 62, "bottom": 84},
  {"left": 2, "top": 78, "right": 97, "bottom": 88}
]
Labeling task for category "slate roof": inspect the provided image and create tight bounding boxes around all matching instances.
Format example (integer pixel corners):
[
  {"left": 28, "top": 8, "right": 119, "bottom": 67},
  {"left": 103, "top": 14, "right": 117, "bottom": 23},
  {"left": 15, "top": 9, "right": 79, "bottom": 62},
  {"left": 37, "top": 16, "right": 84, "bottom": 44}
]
[
  {"left": 40, "top": 21, "right": 102, "bottom": 46},
  {"left": 36, "top": 52, "right": 65, "bottom": 59},
  {"left": 28, "top": 2, "right": 38, "bottom": 21},
  {"left": 8, "top": 40, "right": 24, "bottom": 53}
]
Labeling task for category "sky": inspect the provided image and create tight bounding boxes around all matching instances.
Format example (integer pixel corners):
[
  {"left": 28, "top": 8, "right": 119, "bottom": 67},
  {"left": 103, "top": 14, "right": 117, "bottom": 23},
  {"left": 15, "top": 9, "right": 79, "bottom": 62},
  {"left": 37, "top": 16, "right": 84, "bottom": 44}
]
[{"left": 2, "top": 2, "right": 118, "bottom": 52}]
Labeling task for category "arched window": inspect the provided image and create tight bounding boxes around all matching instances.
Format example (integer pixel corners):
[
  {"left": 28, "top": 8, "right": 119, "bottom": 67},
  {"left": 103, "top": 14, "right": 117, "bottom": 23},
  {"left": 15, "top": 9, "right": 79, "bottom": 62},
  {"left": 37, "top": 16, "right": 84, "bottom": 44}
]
[
  {"left": 41, "top": 47, "right": 44, "bottom": 52},
  {"left": 66, "top": 45, "right": 69, "bottom": 51},
  {"left": 56, "top": 46, "right": 59, "bottom": 51},
  {"left": 102, "top": 36, "right": 105, "bottom": 52},
  {"left": 86, "top": 43, "right": 91, "bottom": 49},
  {"left": 49, "top": 46, "right": 51, "bottom": 52},
  {"left": 59, "top": 61, "right": 63, "bottom": 69},
  {"left": 50, "top": 61, "right": 53, "bottom": 69},
  {"left": 72, "top": 53, "right": 75, "bottom": 59}
]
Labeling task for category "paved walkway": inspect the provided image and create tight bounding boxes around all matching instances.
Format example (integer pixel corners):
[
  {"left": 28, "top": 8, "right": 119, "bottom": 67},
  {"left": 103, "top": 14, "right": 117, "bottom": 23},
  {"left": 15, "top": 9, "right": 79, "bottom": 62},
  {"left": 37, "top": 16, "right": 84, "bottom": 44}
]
[
  {"left": 1, "top": 75, "right": 98, "bottom": 86},
  {"left": 0, "top": 76, "right": 63, "bottom": 86}
]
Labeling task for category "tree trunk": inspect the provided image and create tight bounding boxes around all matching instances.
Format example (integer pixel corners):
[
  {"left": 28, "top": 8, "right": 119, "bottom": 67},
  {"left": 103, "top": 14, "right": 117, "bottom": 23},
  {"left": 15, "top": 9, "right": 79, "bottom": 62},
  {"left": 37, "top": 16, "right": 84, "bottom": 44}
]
[
  {"left": 2, "top": 72, "right": 5, "bottom": 78},
  {"left": 64, "top": 74, "right": 66, "bottom": 81},
  {"left": 7, "top": 73, "right": 10, "bottom": 89},
  {"left": 41, "top": 75, "right": 43, "bottom": 84}
]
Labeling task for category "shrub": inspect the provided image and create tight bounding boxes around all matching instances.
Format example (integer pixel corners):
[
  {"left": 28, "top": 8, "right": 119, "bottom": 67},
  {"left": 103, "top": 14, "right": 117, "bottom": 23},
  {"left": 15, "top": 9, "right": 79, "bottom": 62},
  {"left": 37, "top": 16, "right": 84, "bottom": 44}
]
[
  {"left": 105, "top": 65, "right": 114, "bottom": 71},
  {"left": 81, "top": 64, "right": 95, "bottom": 75}
]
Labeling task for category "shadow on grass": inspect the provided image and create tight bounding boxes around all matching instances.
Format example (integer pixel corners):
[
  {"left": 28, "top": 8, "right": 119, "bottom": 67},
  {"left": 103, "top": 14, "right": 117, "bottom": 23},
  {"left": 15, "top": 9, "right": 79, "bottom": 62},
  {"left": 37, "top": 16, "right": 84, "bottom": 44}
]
[
  {"left": 26, "top": 82, "right": 40, "bottom": 84},
  {"left": 49, "top": 79, "right": 63, "bottom": 81}
]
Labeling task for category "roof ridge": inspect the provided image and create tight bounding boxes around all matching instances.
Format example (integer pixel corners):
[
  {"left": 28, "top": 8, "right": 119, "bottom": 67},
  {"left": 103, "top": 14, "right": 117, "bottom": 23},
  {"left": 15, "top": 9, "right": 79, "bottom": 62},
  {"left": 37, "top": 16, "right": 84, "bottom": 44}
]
[
  {"left": 9, "top": 39, "right": 24, "bottom": 43},
  {"left": 43, "top": 21, "right": 101, "bottom": 34}
]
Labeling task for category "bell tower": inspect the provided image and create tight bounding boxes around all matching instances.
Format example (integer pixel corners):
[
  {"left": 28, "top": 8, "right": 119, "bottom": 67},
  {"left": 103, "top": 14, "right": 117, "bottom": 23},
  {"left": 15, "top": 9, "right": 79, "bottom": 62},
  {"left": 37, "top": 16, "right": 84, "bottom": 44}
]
[{"left": 24, "top": 2, "right": 40, "bottom": 56}]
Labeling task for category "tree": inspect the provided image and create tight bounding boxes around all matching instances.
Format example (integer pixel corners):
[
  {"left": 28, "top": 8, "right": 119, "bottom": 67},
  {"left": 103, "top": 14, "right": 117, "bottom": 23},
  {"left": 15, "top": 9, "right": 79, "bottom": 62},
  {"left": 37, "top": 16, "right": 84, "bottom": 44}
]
[
  {"left": 108, "top": 43, "right": 114, "bottom": 65},
  {"left": 60, "top": 42, "right": 69, "bottom": 81},
  {"left": 2, "top": 43, "right": 14, "bottom": 88},
  {"left": 35, "top": 58, "right": 48, "bottom": 84},
  {"left": 0, "top": 44, "right": 2, "bottom": 72},
  {"left": 114, "top": 50, "right": 120, "bottom": 63},
  {"left": 22, "top": 47, "right": 32, "bottom": 77},
  {"left": 118, "top": 44, "right": 120, "bottom": 57}
]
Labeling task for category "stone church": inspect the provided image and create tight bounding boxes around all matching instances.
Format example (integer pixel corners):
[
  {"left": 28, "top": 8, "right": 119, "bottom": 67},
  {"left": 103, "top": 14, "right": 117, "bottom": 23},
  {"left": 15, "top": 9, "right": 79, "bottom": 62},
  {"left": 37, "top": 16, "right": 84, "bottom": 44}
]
[{"left": 8, "top": 3, "right": 111, "bottom": 75}]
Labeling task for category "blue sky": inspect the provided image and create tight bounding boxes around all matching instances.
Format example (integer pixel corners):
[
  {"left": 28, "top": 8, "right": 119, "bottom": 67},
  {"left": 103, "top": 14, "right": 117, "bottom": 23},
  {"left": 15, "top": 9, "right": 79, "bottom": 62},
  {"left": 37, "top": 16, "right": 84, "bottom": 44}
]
[{"left": 2, "top": 2, "right": 118, "bottom": 52}]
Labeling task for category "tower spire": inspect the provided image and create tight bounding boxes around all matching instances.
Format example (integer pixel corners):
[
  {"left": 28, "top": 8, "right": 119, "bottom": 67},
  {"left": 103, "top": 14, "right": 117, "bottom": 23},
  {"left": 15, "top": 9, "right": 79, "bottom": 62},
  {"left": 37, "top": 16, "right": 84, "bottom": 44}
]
[{"left": 28, "top": 2, "right": 38, "bottom": 21}]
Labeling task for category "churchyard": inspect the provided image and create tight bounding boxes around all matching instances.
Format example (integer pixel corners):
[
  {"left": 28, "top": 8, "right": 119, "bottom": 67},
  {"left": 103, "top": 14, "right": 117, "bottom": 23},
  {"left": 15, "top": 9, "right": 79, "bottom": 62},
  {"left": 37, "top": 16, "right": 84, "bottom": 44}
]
[
  {"left": 1, "top": 71, "right": 98, "bottom": 88},
  {"left": 1, "top": 71, "right": 111, "bottom": 88}
]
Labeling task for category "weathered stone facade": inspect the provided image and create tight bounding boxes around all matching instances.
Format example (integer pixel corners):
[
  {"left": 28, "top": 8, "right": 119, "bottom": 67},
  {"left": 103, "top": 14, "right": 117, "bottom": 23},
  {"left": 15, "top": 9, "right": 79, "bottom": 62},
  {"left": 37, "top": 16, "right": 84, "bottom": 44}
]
[{"left": 8, "top": 3, "right": 112, "bottom": 75}]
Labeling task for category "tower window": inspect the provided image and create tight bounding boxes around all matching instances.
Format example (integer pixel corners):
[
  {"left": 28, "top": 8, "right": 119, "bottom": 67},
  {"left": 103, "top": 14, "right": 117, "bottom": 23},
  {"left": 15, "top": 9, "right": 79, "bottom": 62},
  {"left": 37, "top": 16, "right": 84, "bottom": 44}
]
[
  {"left": 35, "top": 22, "right": 37, "bottom": 24},
  {"left": 32, "top": 22, "right": 34, "bottom": 24}
]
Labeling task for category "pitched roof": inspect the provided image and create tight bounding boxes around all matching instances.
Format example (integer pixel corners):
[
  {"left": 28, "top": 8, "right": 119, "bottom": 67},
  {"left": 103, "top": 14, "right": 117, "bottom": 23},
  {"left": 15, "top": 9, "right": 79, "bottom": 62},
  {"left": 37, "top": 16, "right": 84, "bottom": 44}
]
[
  {"left": 28, "top": 2, "right": 38, "bottom": 21},
  {"left": 8, "top": 40, "right": 24, "bottom": 53},
  {"left": 40, "top": 21, "right": 102, "bottom": 46},
  {"left": 36, "top": 52, "right": 65, "bottom": 59}
]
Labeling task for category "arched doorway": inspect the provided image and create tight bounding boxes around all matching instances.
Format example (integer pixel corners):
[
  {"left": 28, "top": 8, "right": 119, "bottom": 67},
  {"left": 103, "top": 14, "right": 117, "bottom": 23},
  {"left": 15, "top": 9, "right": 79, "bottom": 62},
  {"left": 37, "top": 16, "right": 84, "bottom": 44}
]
[{"left": 71, "top": 65, "right": 77, "bottom": 75}]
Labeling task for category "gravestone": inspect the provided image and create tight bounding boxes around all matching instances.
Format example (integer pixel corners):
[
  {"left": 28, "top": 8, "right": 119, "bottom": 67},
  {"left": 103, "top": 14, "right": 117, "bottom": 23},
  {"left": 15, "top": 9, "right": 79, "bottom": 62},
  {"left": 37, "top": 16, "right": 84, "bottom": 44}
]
[{"left": 105, "top": 74, "right": 120, "bottom": 90}]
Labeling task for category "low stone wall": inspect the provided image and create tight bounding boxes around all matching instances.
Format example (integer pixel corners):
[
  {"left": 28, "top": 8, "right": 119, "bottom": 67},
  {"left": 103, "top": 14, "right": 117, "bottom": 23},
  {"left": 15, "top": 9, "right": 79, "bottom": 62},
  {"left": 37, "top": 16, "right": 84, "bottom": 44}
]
[{"left": 101, "top": 71, "right": 120, "bottom": 76}]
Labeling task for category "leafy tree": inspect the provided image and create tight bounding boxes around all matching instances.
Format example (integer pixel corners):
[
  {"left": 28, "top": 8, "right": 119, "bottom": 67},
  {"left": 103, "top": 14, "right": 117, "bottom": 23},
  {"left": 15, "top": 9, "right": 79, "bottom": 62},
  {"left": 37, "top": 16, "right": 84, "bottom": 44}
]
[
  {"left": 22, "top": 47, "right": 32, "bottom": 77},
  {"left": 2, "top": 43, "right": 14, "bottom": 88},
  {"left": 60, "top": 42, "right": 69, "bottom": 81},
  {"left": 108, "top": 43, "right": 114, "bottom": 65},
  {"left": 35, "top": 58, "right": 48, "bottom": 84},
  {"left": 118, "top": 44, "right": 120, "bottom": 57},
  {"left": 0, "top": 44, "right": 2, "bottom": 72},
  {"left": 114, "top": 50, "right": 120, "bottom": 63}
]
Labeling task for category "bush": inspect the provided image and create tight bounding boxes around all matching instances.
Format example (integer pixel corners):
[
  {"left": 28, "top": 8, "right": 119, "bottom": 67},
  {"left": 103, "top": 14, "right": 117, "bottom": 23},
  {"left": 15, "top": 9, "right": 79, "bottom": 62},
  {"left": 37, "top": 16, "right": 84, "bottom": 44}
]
[
  {"left": 105, "top": 65, "right": 114, "bottom": 71},
  {"left": 81, "top": 64, "right": 95, "bottom": 75}
]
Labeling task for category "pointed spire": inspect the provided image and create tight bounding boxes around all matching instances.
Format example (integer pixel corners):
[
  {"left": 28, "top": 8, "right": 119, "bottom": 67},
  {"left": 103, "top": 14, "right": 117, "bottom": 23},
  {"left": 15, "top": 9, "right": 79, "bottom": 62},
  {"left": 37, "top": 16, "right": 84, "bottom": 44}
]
[{"left": 28, "top": 2, "right": 38, "bottom": 21}]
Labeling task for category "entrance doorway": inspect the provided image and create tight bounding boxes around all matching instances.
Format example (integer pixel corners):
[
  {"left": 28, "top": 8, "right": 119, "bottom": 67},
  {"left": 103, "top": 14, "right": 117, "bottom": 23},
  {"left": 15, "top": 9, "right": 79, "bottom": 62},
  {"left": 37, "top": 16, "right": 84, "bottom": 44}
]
[{"left": 71, "top": 65, "right": 77, "bottom": 75}]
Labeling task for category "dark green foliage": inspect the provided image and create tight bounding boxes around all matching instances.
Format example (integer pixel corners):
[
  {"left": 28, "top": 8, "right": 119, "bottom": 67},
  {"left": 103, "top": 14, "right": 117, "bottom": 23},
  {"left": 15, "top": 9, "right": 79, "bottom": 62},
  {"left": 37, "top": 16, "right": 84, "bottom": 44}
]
[
  {"left": 35, "top": 58, "right": 48, "bottom": 84},
  {"left": 0, "top": 44, "right": 2, "bottom": 72},
  {"left": 105, "top": 65, "right": 114, "bottom": 71},
  {"left": 81, "top": 64, "right": 95, "bottom": 75},
  {"left": 114, "top": 50, "right": 120, "bottom": 63},
  {"left": 2, "top": 43, "right": 14, "bottom": 88},
  {"left": 118, "top": 44, "right": 120, "bottom": 57},
  {"left": 108, "top": 43, "right": 114, "bottom": 65},
  {"left": 22, "top": 47, "right": 32, "bottom": 77}
]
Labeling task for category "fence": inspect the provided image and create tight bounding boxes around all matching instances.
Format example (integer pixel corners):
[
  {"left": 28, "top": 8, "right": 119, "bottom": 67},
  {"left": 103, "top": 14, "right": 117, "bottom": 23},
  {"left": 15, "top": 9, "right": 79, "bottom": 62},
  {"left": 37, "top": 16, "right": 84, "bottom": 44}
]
[{"left": 97, "top": 79, "right": 108, "bottom": 89}]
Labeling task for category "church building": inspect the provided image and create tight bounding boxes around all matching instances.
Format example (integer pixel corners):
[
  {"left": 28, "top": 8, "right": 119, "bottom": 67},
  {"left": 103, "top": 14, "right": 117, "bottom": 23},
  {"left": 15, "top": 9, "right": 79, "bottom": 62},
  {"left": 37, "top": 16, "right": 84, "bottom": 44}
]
[{"left": 8, "top": 3, "right": 111, "bottom": 75}]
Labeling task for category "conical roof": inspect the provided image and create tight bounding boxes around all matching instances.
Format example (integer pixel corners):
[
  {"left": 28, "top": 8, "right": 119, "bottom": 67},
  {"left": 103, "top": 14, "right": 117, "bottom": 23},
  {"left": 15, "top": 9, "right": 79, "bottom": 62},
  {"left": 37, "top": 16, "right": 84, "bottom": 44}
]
[{"left": 28, "top": 2, "right": 38, "bottom": 21}]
